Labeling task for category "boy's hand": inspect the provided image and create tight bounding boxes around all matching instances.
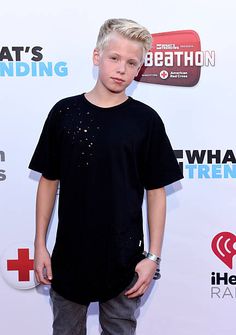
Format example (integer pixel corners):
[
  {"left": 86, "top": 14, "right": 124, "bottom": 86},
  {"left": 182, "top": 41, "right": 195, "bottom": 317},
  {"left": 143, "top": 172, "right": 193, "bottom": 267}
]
[
  {"left": 34, "top": 245, "right": 53, "bottom": 285},
  {"left": 124, "top": 258, "right": 157, "bottom": 298}
]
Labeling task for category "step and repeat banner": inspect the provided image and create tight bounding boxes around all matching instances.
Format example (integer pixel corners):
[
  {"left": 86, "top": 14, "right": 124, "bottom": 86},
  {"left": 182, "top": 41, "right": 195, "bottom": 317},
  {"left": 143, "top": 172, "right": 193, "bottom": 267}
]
[{"left": 0, "top": 1, "right": 235, "bottom": 334}]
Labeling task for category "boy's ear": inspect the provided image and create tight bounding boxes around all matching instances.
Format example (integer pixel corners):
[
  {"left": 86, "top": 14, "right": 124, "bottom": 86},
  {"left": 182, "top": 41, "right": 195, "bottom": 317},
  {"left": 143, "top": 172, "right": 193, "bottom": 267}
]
[{"left": 93, "top": 48, "right": 100, "bottom": 66}]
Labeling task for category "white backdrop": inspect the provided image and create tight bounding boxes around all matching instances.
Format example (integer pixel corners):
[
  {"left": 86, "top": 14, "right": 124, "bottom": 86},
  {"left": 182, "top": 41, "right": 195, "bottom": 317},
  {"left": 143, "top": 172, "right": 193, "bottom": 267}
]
[{"left": 1, "top": 1, "right": 236, "bottom": 334}]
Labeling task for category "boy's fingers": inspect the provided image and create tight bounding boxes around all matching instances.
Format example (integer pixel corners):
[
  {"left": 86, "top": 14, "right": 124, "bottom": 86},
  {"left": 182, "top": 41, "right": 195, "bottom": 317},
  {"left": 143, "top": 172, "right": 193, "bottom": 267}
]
[
  {"left": 127, "top": 284, "right": 146, "bottom": 298},
  {"left": 35, "top": 265, "right": 51, "bottom": 285},
  {"left": 45, "top": 263, "right": 53, "bottom": 281},
  {"left": 124, "top": 276, "right": 143, "bottom": 296},
  {"left": 34, "top": 270, "right": 40, "bottom": 284},
  {"left": 35, "top": 266, "right": 46, "bottom": 284}
]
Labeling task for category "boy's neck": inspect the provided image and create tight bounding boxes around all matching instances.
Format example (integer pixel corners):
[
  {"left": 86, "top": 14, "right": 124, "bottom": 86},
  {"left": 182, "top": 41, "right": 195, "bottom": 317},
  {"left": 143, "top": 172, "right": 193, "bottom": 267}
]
[{"left": 85, "top": 85, "right": 128, "bottom": 108}]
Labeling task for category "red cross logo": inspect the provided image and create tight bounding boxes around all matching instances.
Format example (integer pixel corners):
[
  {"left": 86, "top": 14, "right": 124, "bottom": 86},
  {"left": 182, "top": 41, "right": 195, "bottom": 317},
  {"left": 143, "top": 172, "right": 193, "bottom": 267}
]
[
  {"left": 7, "top": 248, "right": 34, "bottom": 281},
  {"left": 160, "top": 70, "right": 169, "bottom": 80}
]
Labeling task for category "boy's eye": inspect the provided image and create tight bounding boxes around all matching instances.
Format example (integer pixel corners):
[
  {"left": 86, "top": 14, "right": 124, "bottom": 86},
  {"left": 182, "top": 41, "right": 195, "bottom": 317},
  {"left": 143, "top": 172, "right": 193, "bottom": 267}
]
[
  {"left": 128, "top": 61, "right": 138, "bottom": 67},
  {"left": 110, "top": 56, "right": 118, "bottom": 61}
]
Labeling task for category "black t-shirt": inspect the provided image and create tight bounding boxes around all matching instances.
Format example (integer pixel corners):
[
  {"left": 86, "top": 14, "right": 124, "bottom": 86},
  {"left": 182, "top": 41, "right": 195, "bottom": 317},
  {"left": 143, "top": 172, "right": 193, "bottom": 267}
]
[{"left": 29, "top": 93, "right": 183, "bottom": 305}]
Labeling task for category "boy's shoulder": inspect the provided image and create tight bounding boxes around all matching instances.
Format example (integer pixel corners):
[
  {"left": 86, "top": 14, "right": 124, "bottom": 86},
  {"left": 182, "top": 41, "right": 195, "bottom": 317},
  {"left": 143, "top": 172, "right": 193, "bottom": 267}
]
[
  {"left": 131, "top": 96, "right": 157, "bottom": 112},
  {"left": 51, "top": 94, "right": 82, "bottom": 111},
  {"left": 46, "top": 94, "right": 83, "bottom": 122},
  {"left": 130, "top": 96, "right": 164, "bottom": 124}
]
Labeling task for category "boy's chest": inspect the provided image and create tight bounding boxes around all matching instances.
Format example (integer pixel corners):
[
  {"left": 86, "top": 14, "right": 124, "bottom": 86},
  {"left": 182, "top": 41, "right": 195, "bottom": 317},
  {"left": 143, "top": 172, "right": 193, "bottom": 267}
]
[{"left": 58, "top": 109, "right": 147, "bottom": 160}]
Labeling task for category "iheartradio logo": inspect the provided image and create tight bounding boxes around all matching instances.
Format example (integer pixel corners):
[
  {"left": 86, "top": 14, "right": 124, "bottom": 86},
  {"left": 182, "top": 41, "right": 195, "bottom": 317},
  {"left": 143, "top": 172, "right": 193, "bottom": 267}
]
[{"left": 211, "top": 232, "right": 236, "bottom": 269}]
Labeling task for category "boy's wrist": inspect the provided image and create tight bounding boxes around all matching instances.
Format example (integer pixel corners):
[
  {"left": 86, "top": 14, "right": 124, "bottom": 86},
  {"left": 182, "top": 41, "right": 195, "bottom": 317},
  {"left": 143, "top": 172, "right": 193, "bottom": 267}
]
[
  {"left": 34, "top": 238, "right": 47, "bottom": 249},
  {"left": 142, "top": 251, "right": 161, "bottom": 265},
  {"left": 147, "top": 252, "right": 161, "bottom": 265},
  {"left": 142, "top": 251, "right": 162, "bottom": 280}
]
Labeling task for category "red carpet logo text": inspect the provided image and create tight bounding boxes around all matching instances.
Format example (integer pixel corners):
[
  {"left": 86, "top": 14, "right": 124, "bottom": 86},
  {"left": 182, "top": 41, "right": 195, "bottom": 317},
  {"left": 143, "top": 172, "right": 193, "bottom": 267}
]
[
  {"left": 135, "top": 30, "right": 215, "bottom": 87},
  {"left": 174, "top": 149, "right": 236, "bottom": 179},
  {"left": 0, "top": 46, "right": 68, "bottom": 77}
]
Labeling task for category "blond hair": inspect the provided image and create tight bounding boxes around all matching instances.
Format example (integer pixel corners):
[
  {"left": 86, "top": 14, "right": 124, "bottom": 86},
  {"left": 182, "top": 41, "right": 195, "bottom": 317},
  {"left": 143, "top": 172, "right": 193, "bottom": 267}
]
[{"left": 96, "top": 18, "right": 152, "bottom": 60}]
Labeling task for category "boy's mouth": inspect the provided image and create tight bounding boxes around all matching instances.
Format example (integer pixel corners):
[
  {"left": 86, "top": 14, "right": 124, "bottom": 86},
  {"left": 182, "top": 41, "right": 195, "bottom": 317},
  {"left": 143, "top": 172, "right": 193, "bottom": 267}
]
[{"left": 111, "top": 77, "right": 125, "bottom": 83}]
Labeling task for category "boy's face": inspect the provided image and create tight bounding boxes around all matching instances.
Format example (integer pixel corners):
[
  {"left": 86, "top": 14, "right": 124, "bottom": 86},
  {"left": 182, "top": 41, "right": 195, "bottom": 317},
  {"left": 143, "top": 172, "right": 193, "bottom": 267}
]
[{"left": 93, "top": 32, "right": 143, "bottom": 95}]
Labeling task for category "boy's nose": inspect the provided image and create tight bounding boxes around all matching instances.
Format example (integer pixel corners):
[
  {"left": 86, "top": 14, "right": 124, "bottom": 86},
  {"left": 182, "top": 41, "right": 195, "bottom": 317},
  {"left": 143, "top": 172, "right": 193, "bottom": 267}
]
[{"left": 116, "top": 61, "right": 126, "bottom": 74}]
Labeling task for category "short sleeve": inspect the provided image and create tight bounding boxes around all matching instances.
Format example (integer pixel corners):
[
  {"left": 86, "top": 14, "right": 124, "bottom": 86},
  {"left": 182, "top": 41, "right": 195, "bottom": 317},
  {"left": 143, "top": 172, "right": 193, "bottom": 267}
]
[
  {"left": 28, "top": 103, "right": 60, "bottom": 180},
  {"left": 143, "top": 112, "right": 183, "bottom": 190}
]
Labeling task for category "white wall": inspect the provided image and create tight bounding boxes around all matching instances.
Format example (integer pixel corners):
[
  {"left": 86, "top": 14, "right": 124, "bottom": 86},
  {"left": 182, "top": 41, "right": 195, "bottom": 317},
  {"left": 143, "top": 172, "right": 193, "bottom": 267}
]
[{"left": 0, "top": 1, "right": 235, "bottom": 334}]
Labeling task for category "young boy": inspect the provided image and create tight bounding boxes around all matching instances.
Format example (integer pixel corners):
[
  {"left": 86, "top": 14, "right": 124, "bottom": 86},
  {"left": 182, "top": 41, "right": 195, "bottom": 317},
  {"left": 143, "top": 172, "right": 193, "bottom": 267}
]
[{"left": 29, "top": 18, "right": 183, "bottom": 335}]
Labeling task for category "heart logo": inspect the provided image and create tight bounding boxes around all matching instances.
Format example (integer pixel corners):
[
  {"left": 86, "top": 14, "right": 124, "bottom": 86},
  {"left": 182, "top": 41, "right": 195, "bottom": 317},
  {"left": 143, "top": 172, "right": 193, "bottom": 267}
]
[{"left": 211, "top": 232, "right": 236, "bottom": 269}]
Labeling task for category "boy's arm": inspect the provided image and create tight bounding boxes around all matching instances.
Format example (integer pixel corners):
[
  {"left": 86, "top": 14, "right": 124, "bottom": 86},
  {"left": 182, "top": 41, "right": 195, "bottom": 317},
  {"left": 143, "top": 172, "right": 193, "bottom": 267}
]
[
  {"left": 146, "top": 187, "right": 166, "bottom": 256},
  {"left": 34, "top": 175, "right": 59, "bottom": 284},
  {"left": 125, "top": 187, "right": 166, "bottom": 298}
]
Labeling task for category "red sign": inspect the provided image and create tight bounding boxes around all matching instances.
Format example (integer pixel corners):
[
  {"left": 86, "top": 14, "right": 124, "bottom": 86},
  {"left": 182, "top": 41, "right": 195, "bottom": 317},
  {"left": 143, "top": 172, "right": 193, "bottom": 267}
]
[
  {"left": 7, "top": 248, "right": 34, "bottom": 281},
  {"left": 135, "top": 30, "right": 203, "bottom": 87}
]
